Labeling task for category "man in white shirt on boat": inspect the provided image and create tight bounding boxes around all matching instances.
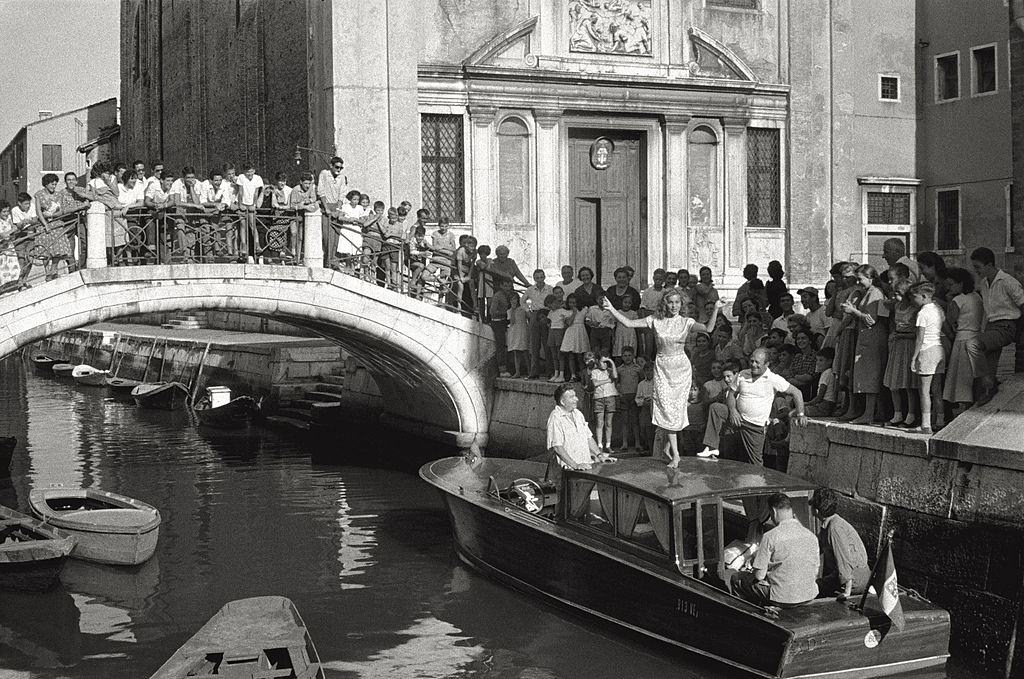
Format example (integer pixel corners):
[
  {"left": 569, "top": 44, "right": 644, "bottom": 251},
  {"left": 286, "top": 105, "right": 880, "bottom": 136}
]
[{"left": 546, "top": 384, "right": 614, "bottom": 470}]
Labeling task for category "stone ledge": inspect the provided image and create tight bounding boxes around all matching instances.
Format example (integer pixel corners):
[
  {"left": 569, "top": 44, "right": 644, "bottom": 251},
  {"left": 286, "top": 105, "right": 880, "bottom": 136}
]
[{"left": 931, "top": 374, "right": 1024, "bottom": 472}]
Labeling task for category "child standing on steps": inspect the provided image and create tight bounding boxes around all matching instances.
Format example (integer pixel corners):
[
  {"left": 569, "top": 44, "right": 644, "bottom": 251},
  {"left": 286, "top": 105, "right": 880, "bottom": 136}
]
[
  {"left": 584, "top": 351, "right": 618, "bottom": 452},
  {"left": 909, "top": 281, "right": 946, "bottom": 434},
  {"left": 616, "top": 346, "right": 643, "bottom": 452},
  {"left": 506, "top": 295, "right": 529, "bottom": 378},
  {"left": 612, "top": 295, "right": 639, "bottom": 361},
  {"left": 545, "top": 294, "right": 571, "bottom": 383},
  {"left": 560, "top": 294, "right": 590, "bottom": 381}
]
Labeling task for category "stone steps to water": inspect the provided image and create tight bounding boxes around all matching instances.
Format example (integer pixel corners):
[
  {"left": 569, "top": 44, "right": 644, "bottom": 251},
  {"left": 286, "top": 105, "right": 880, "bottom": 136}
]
[
  {"left": 320, "top": 375, "right": 346, "bottom": 387},
  {"left": 274, "top": 407, "right": 314, "bottom": 422},
  {"left": 262, "top": 414, "right": 311, "bottom": 433},
  {"left": 314, "top": 383, "right": 346, "bottom": 395},
  {"left": 306, "top": 390, "right": 344, "bottom": 403}
]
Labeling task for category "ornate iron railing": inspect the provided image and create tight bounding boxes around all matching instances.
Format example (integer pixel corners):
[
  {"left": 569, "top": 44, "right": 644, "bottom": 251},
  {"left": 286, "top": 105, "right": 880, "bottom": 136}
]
[
  {"left": 111, "top": 208, "right": 305, "bottom": 266},
  {"left": 0, "top": 208, "right": 86, "bottom": 295}
]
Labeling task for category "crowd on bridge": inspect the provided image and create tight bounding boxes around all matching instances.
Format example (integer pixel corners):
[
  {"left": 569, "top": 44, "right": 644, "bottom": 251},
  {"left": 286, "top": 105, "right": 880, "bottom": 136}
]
[{"left": 537, "top": 238, "right": 1024, "bottom": 470}]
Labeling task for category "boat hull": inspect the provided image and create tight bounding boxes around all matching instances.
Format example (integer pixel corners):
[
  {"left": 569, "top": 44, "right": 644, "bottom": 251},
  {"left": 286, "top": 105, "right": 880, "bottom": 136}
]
[
  {"left": 132, "top": 382, "right": 189, "bottom": 410},
  {"left": 28, "top": 489, "right": 161, "bottom": 566},
  {"left": 52, "top": 364, "right": 75, "bottom": 377},
  {"left": 0, "top": 505, "right": 75, "bottom": 592},
  {"left": 194, "top": 397, "right": 258, "bottom": 428},
  {"left": 424, "top": 457, "right": 949, "bottom": 679},
  {"left": 0, "top": 555, "right": 70, "bottom": 593},
  {"left": 106, "top": 377, "right": 142, "bottom": 394},
  {"left": 71, "top": 366, "right": 110, "bottom": 387},
  {"left": 30, "top": 355, "right": 61, "bottom": 373}
]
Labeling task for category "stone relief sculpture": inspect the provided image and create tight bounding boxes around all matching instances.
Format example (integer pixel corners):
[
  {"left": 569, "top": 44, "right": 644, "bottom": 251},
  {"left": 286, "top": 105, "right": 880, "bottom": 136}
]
[{"left": 569, "top": 0, "right": 652, "bottom": 56}]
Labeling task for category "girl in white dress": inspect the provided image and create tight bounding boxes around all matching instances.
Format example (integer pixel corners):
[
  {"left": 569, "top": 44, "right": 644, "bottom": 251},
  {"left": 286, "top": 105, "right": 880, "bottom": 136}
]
[
  {"left": 506, "top": 297, "right": 530, "bottom": 378},
  {"left": 612, "top": 294, "right": 639, "bottom": 359},
  {"left": 560, "top": 294, "right": 591, "bottom": 382}
]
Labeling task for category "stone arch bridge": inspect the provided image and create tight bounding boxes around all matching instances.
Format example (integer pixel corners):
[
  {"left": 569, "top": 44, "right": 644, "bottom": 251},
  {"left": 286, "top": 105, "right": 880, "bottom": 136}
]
[{"left": 0, "top": 263, "right": 496, "bottom": 449}]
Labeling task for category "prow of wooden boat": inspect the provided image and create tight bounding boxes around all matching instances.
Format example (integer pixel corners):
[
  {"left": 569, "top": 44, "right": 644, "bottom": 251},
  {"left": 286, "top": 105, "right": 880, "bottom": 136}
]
[
  {"left": 28, "top": 487, "right": 160, "bottom": 566},
  {"left": 71, "top": 365, "right": 111, "bottom": 387},
  {"left": 194, "top": 395, "right": 261, "bottom": 429},
  {"left": 148, "top": 596, "right": 325, "bottom": 679},
  {"left": 420, "top": 456, "right": 950, "bottom": 679},
  {"left": 131, "top": 382, "right": 190, "bottom": 411},
  {"left": 0, "top": 505, "right": 75, "bottom": 592}
]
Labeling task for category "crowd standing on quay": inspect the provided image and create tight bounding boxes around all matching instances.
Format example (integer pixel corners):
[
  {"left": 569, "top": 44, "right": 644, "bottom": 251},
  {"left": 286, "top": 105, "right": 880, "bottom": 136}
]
[{"left": 2, "top": 157, "right": 1023, "bottom": 467}]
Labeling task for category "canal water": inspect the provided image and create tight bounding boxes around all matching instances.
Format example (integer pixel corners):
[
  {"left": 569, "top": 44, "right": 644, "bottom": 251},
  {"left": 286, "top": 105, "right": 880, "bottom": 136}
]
[{"left": 0, "top": 357, "right": 977, "bottom": 679}]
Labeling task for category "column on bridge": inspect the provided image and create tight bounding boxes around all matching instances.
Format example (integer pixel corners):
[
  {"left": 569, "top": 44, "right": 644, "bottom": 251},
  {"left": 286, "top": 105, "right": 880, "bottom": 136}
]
[
  {"left": 303, "top": 209, "right": 324, "bottom": 269},
  {"left": 86, "top": 202, "right": 108, "bottom": 269}
]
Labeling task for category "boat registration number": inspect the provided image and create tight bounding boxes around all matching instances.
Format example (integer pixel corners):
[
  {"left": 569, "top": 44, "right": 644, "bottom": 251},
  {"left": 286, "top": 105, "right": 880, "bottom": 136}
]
[{"left": 676, "top": 599, "right": 698, "bottom": 618}]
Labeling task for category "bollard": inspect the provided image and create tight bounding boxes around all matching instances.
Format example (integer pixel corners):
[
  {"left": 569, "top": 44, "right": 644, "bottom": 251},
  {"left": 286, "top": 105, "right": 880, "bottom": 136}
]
[
  {"left": 86, "top": 202, "right": 108, "bottom": 269},
  {"left": 303, "top": 208, "right": 324, "bottom": 269}
]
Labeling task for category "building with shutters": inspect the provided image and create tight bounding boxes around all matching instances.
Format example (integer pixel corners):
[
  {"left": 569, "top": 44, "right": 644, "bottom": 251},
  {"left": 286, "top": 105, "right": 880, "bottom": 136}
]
[
  {"left": 119, "top": 0, "right": 920, "bottom": 288},
  {"left": 0, "top": 98, "right": 118, "bottom": 206}
]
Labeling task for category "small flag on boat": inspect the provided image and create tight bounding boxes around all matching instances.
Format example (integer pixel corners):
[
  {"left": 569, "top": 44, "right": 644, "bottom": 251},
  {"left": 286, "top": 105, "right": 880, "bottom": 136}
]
[{"left": 868, "top": 540, "right": 905, "bottom": 631}]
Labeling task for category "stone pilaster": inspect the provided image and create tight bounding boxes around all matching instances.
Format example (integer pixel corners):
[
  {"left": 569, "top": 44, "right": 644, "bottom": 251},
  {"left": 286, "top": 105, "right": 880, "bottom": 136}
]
[
  {"left": 663, "top": 115, "right": 690, "bottom": 270},
  {"left": 722, "top": 117, "right": 749, "bottom": 272},
  {"left": 534, "top": 109, "right": 562, "bottom": 272},
  {"left": 468, "top": 105, "right": 498, "bottom": 247}
]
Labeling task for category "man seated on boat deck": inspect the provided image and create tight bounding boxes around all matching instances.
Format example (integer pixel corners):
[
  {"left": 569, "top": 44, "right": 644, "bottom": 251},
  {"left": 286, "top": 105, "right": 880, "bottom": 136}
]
[
  {"left": 810, "top": 488, "right": 871, "bottom": 600},
  {"left": 547, "top": 384, "right": 614, "bottom": 470},
  {"left": 733, "top": 492, "right": 819, "bottom": 607},
  {"left": 699, "top": 348, "right": 807, "bottom": 465}
]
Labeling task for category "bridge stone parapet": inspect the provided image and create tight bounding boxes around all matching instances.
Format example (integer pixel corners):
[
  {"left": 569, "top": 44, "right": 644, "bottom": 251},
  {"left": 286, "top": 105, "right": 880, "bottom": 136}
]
[{"left": 0, "top": 264, "right": 496, "bottom": 449}]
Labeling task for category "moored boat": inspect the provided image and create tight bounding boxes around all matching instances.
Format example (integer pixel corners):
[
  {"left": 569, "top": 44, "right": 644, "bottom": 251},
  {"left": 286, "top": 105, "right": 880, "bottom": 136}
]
[
  {"left": 0, "top": 436, "right": 14, "bottom": 473},
  {"left": 52, "top": 363, "right": 75, "bottom": 378},
  {"left": 30, "top": 354, "right": 62, "bottom": 373},
  {"left": 106, "top": 377, "right": 142, "bottom": 394},
  {"left": 0, "top": 504, "right": 75, "bottom": 592},
  {"left": 28, "top": 487, "right": 160, "bottom": 566},
  {"left": 194, "top": 394, "right": 260, "bottom": 429},
  {"left": 420, "top": 456, "right": 950, "bottom": 678},
  {"left": 71, "top": 364, "right": 111, "bottom": 387},
  {"left": 149, "top": 595, "right": 325, "bottom": 679},
  {"left": 131, "top": 382, "right": 189, "bottom": 410}
]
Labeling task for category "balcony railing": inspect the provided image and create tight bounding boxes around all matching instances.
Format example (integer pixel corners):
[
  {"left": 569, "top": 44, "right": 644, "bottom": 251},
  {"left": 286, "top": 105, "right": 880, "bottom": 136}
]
[{"left": 0, "top": 207, "right": 87, "bottom": 294}]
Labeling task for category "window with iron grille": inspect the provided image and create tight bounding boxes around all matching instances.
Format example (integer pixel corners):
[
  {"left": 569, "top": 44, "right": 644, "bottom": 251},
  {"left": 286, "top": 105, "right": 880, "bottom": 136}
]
[
  {"left": 747, "top": 128, "right": 780, "bottom": 228},
  {"left": 706, "top": 0, "right": 757, "bottom": 8},
  {"left": 867, "top": 192, "right": 910, "bottom": 225},
  {"left": 936, "top": 189, "right": 960, "bottom": 251},
  {"left": 41, "top": 144, "right": 62, "bottom": 172},
  {"left": 421, "top": 114, "right": 465, "bottom": 223},
  {"left": 879, "top": 76, "right": 900, "bottom": 101}
]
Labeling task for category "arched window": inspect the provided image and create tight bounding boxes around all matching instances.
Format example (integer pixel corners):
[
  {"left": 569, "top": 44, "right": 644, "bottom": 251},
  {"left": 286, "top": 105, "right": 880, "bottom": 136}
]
[
  {"left": 688, "top": 126, "right": 718, "bottom": 227},
  {"left": 497, "top": 117, "right": 531, "bottom": 223}
]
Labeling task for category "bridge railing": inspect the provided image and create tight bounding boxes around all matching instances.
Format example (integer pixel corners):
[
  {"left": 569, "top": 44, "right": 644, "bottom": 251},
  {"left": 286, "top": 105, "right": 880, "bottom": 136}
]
[
  {"left": 109, "top": 207, "right": 305, "bottom": 266},
  {"left": 0, "top": 207, "right": 87, "bottom": 294}
]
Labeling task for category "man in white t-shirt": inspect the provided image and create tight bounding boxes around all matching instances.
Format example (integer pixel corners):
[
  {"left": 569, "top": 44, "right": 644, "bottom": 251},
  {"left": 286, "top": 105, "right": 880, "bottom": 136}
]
[
  {"left": 169, "top": 167, "right": 201, "bottom": 205},
  {"left": 798, "top": 287, "right": 830, "bottom": 341},
  {"left": 546, "top": 384, "right": 613, "bottom": 470},
  {"left": 700, "top": 348, "right": 807, "bottom": 465},
  {"left": 236, "top": 163, "right": 265, "bottom": 261}
]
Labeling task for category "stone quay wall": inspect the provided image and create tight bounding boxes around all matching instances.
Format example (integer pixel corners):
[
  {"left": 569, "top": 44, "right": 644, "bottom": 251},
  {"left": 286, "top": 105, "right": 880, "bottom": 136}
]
[{"left": 789, "top": 395, "right": 1024, "bottom": 675}]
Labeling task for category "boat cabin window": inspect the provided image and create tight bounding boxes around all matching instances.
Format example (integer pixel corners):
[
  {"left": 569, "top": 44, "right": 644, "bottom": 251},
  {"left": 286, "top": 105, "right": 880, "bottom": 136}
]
[
  {"left": 720, "top": 492, "right": 814, "bottom": 546},
  {"left": 566, "top": 479, "right": 672, "bottom": 555}
]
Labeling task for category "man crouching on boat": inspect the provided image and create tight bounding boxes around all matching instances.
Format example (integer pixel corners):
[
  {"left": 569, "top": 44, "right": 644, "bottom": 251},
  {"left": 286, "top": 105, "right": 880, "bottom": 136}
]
[
  {"left": 547, "top": 384, "right": 616, "bottom": 470},
  {"left": 733, "top": 493, "right": 819, "bottom": 608}
]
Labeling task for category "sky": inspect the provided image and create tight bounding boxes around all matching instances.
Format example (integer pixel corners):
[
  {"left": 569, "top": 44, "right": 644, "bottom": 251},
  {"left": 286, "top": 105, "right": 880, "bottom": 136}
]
[{"left": 0, "top": 0, "right": 120, "bottom": 147}]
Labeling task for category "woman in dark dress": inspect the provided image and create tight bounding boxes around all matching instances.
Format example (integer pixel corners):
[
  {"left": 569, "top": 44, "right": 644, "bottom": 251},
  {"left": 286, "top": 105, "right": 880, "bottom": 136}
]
[{"left": 840, "top": 264, "right": 888, "bottom": 424}]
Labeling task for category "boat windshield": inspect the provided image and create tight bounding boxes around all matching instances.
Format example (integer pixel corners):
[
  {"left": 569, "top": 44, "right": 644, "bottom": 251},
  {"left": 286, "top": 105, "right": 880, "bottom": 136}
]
[{"left": 565, "top": 478, "right": 673, "bottom": 558}]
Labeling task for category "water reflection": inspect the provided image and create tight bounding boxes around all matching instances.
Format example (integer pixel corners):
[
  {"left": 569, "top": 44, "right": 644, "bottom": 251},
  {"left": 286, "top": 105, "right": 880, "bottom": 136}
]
[{"left": 0, "top": 356, "right": 984, "bottom": 679}]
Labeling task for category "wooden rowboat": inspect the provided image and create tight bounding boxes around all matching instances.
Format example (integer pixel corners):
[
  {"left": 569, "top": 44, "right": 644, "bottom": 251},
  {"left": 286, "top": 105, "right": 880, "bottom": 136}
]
[
  {"left": 0, "top": 505, "right": 75, "bottom": 592},
  {"left": 149, "top": 595, "right": 325, "bottom": 679},
  {"left": 0, "top": 436, "right": 14, "bottom": 473},
  {"left": 30, "top": 354, "right": 62, "bottom": 373},
  {"left": 52, "top": 363, "right": 75, "bottom": 378},
  {"left": 194, "top": 395, "right": 260, "bottom": 429},
  {"left": 106, "top": 377, "right": 142, "bottom": 394},
  {"left": 71, "top": 364, "right": 111, "bottom": 387},
  {"left": 132, "top": 382, "right": 190, "bottom": 410},
  {"left": 421, "top": 456, "right": 950, "bottom": 679},
  {"left": 28, "top": 487, "right": 160, "bottom": 566}
]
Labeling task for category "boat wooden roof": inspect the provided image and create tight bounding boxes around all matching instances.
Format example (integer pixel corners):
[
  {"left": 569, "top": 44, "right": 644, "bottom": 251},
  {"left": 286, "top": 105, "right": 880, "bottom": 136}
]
[{"left": 571, "top": 457, "right": 817, "bottom": 505}]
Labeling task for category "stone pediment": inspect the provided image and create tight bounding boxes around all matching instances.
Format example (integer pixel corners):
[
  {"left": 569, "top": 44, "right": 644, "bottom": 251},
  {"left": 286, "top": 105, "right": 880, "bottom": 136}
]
[
  {"left": 464, "top": 17, "right": 539, "bottom": 69},
  {"left": 687, "top": 27, "right": 756, "bottom": 81}
]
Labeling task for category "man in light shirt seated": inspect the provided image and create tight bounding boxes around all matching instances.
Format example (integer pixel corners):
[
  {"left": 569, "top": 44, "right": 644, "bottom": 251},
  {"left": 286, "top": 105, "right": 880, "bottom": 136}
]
[
  {"left": 970, "top": 246, "right": 1024, "bottom": 400},
  {"left": 546, "top": 383, "right": 615, "bottom": 471},
  {"left": 733, "top": 492, "right": 820, "bottom": 607},
  {"left": 699, "top": 348, "right": 807, "bottom": 464}
]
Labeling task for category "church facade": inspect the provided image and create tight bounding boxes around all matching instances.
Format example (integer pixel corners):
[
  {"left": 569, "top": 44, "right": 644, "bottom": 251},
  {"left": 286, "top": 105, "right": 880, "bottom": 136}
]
[{"left": 121, "top": 0, "right": 917, "bottom": 287}]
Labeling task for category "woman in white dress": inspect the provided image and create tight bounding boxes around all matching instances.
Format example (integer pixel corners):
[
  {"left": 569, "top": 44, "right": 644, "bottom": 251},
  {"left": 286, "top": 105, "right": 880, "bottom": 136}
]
[{"left": 605, "top": 290, "right": 723, "bottom": 467}]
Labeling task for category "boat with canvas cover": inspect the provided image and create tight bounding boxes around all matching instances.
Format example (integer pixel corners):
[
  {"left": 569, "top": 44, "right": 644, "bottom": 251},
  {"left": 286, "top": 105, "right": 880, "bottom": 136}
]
[
  {"left": 71, "top": 364, "right": 110, "bottom": 386},
  {"left": 0, "top": 504, "right": 75, "bottom": 592},
  {"left": 420, "top": 455, "right": 950, "bottom": 678},
  {"left": 28, "top": 487, "right": 160, "bottom": 566},
  {"left": 149, "top": 596, "right": 325, "bottom": 679},
  {"left": 131, "top": 382, "right": 189, "bottom": 410}
]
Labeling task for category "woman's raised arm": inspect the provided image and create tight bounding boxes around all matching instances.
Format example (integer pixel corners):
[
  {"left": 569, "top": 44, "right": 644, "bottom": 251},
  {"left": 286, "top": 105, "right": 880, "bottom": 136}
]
[{"left": 602, "top": 297, "right": 648, "bottom": 328}]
